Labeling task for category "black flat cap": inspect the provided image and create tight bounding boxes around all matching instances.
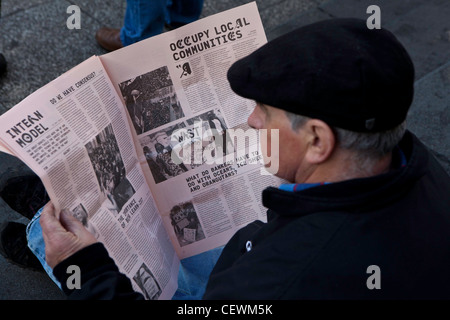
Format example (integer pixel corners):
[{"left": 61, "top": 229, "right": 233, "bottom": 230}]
[{"left": 227, "top": 18, "right": 415, "bottom": 132}]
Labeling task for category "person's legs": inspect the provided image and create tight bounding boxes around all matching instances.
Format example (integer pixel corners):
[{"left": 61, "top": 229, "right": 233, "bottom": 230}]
[
  {"left": 98, "top": 0, "right": 204, "bottom": 51},
  {"left": 120, "top": 0, "right": 167, "bottom": 46},
  {"left": 0, "top": 175, "right": 50, "bottom": 270},
  {"left": 27, "top": 209, "right": 222, "bottom": 298},
  {"left": 0, "top": 221, "right": 42, "bottom": 270},
  {"left": 0, "top": 175, "right": 49, "bottom": 220},
  {"left": 26, "top": 209, "right": 62, "bottom": 288},
  {"left": 172, "top": 245, "right": 223, "bottom": 300},
  {"left": 166, "top": 0, "right": 204, "bottom": 28}
]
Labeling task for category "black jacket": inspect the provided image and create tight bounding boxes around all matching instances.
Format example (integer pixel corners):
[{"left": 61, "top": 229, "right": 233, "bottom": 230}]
[{"left": 54, "top": 131, "right": 450, "bottom": 299}]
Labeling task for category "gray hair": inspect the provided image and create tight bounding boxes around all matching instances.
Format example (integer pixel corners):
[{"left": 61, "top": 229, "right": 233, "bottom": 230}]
[{"left": 284, "top": 110, "right": 406, "bottom": 172}]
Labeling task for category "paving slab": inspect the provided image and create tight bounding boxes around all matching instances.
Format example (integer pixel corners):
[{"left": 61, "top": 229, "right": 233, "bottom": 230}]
[
  {"left": 407, "top": 61, "right": 450, "bottom": 173},
  {"left": 321, "top": 0, "right": 450, "bottom": 80}
]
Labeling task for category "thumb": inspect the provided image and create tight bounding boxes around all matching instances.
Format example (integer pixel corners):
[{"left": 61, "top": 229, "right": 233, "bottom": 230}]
[
  {"left": 59, "top": 209, "right": 89, "bottom": 236},
  {"left": 40, "top": 202, "right": 66, "bottom": 239}
]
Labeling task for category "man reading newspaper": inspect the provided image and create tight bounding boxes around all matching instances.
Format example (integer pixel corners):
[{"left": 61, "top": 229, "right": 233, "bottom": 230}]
[{"left": 4, "top": 18, "right": 450, "bottom": 299}]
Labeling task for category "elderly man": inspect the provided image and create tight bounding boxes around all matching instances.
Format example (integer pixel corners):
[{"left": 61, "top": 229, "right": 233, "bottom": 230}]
[{"left": 37, "top": 18, "right": 450, "bottom": 299}]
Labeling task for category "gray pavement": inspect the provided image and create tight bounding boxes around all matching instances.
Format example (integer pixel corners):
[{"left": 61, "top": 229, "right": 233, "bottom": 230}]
[{"left": 0, "top": 0, "right": 448, "bottom": 300}]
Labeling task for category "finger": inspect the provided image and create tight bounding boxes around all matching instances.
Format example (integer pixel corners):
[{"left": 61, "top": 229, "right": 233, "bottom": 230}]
[
  {"left": 40, "top": 202, "right": 75, "bottom": 256},
  {"left": 40, "top": 202, "right": 66, "bottom": 235},
  {"left": 59, "top": 209, "right": 98, "bottom": 245},
  {"left": 41, "top": 201, "right": 55, "bottom": 218},
  {"left": 59, "top": 209, "right": 86, "bottom": 235}
]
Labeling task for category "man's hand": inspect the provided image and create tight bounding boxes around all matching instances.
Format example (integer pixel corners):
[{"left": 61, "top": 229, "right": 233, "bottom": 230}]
[{"left": 40, "top": 202, "right": 97, "bottom": 269}]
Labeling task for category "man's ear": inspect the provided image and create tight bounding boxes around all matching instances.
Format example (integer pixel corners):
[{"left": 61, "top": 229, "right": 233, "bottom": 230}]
[{"left": 302, "top": 119, "right": 336, "bottom": 164}]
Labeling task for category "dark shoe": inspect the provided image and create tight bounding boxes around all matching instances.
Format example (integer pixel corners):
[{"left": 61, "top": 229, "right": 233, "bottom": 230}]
[
  {"left": 95, "top": 27, "right": 123, "bottom": 52},
  {"left": 0, "top": 175, "right": 49, "bottom": 220},
  {"left": 0, "top": 53, "right": 6, "bottom": 76},
  {"left": 0, "top": 222, "right": 43, "bottom": 271}
]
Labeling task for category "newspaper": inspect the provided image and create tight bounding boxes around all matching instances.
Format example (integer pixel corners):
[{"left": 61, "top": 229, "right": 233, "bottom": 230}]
[{"left": 0, "top": 2, "right": 282, "bottom": 300}]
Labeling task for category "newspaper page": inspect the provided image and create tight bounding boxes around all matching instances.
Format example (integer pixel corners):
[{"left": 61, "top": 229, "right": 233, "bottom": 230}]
[
  {"left": 0, "top": 140, "right": 14, "bottom": 155},
  {"left": 0, "top": 56, "right": 178, "bottom": 300},
  {"left": 100, "top": 2, "right": 283, "bottom": 259}
]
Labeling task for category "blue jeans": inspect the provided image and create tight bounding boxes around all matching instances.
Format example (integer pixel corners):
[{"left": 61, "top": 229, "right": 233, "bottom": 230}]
[
  {"left": 120, "top": 0, "right": 204, "bottom": 46},
  {"left": 26, "top": 208, "right": 222, "bottom": 300}
]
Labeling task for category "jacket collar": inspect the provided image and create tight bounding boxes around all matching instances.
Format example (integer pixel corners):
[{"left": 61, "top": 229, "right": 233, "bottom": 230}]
[{"left": 262, "top": 131, "right": 428, "bottom": 217}]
